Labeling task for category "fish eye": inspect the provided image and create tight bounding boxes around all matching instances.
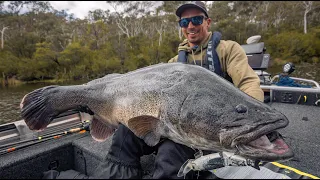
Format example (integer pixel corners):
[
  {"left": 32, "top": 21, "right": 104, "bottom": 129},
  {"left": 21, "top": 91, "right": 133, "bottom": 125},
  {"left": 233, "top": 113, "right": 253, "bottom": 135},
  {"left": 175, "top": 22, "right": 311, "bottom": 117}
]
[{"left": 235, "top": 104, "right": 248, "bottom": 113}]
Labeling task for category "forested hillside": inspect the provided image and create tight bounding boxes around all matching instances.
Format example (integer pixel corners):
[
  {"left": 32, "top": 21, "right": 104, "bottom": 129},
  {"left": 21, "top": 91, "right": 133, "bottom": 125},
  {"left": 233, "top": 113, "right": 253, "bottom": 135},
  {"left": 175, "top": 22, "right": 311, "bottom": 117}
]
[{"left": 0, "top": 1, "right": 319, "bottom": 85}]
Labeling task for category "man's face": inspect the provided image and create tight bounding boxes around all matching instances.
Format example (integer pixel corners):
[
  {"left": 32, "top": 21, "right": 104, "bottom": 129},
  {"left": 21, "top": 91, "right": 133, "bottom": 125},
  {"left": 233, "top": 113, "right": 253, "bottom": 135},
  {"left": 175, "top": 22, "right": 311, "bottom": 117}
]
[{"left": 180, "top": 8, "right": 211, "bottom": 45}]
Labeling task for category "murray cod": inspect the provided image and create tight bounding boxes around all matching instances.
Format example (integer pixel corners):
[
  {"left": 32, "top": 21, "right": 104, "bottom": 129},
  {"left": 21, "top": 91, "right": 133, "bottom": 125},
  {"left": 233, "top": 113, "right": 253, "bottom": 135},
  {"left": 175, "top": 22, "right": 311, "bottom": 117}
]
[{"left": 20, "top": 63, "right": 293, "bottom": 161}]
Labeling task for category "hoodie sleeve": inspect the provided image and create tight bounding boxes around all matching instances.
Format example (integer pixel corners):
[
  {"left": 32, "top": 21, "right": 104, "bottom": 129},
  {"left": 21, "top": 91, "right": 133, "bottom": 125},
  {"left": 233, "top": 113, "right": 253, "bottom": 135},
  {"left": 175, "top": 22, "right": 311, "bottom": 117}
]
[
  {"left": 168, "top": 55, "right": 178, "bottom": 63},
  {"left": 220, "top": 41, "right": 264, "bottom": 102}
]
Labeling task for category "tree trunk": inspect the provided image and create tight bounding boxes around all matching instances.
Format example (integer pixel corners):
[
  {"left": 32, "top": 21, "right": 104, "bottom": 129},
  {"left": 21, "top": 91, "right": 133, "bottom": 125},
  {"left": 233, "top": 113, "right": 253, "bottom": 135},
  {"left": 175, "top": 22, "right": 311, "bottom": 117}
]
[
  {"left": 262, "top": 2, "right": 269, "bottom": 32},
  {"left": 158, "top": 32, "right": 162, "bottom": 47},
  {"left": 304, "top": 11, "right": 308, "bottom": 34},
  {"left": 303, "top": 1, "right": 313, "bottom": 34},
  {"left": 2, "top": 72, "right": 8, "bottom": 87},
  {"left": 1, "top": 26, "right": 9, "bottom": 49}
]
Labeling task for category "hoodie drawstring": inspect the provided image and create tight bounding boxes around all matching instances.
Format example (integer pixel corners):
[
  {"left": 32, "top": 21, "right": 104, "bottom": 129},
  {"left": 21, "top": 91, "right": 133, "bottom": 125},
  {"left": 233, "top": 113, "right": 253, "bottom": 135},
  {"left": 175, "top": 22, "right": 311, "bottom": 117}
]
[
  {"left": 191, "top": 49, "right": 196, "bottom": 65},
  {"left": 200, "top": 46, "right": 203, "bottom": 67},
  {"left": 191, "top": 46, "right": 204, "bottom": 67}
]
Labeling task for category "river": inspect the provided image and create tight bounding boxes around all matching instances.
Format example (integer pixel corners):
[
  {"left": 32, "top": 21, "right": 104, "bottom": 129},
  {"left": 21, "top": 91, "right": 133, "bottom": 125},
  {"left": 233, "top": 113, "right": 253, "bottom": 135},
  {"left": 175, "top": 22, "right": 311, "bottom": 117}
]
[
  {"left": 0, "top": 80, "right": 87, "bottom": 125},
  {"left": 0, "top": 63, "right": 319, "bottom": 125}
]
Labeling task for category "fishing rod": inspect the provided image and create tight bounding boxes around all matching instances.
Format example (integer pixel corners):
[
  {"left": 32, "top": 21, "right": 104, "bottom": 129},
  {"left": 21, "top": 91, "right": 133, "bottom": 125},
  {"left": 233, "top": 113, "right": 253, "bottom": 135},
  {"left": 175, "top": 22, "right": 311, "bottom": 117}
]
[
  {"left": 0, "top": 122, "right": 84, "bottom": 149},
  {"left": 0, "top": 121, "right": 90, "bottom": 156}
]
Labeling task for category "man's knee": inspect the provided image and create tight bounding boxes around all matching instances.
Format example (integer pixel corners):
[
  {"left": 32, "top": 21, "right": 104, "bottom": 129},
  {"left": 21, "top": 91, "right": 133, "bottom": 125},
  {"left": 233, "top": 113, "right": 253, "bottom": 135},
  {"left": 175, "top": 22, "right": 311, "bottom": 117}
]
[
  {"left": 153, "top": 139, "right": 196, "bottom": 179},
  {"left": 108, "top": 124, "right": 154, "bottom": 162},
  {"left": 98, "top": 124, "right": 155, "bottom": 179},
  {"left": 93, "top": 157, "right": 143, "bottom": 179}
]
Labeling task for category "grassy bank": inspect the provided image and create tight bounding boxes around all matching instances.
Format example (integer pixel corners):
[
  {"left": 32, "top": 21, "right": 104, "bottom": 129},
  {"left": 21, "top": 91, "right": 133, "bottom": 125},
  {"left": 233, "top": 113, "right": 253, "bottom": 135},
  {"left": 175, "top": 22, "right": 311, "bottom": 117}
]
[
  {"left": 0, "top": 77, "right": 23, "bottom": 87},
  {"left": 2, "top": 62, "right": 319, "bottom": 88}
]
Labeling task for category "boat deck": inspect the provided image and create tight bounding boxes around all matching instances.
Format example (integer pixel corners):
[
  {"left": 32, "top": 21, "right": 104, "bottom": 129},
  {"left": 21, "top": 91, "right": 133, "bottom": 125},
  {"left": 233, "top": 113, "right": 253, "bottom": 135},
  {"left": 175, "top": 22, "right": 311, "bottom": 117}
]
[{"left": 268, "top": 102, "right": 320, "bottom": 178}]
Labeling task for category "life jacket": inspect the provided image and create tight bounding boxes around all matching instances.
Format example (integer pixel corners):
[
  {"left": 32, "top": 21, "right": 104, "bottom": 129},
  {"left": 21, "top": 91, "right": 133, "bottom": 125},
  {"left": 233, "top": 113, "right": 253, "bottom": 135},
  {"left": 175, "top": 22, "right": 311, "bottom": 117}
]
[{"left": 177, "top": 31, "right": 231, "bottom": 82}]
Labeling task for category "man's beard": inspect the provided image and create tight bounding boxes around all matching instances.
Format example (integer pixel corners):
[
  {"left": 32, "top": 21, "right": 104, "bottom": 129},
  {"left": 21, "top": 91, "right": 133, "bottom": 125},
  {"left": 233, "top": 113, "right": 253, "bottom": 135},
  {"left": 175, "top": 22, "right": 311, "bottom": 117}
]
[{"left": 188, "top": 37, "right": 201, "bottom": 44}]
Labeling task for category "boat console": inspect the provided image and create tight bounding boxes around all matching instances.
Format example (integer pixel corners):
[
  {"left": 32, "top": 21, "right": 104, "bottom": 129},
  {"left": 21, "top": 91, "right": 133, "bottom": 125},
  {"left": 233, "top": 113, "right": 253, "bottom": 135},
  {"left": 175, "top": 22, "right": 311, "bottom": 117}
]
[{"left": 241, "top": 35, "right": 320, "bottom": 106}]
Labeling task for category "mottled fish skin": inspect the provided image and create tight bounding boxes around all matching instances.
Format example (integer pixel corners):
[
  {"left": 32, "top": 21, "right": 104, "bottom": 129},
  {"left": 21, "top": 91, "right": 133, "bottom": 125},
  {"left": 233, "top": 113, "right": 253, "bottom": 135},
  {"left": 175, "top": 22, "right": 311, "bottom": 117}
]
[{"left": 20, "top": 63, "right": 293, "bottom": 161}]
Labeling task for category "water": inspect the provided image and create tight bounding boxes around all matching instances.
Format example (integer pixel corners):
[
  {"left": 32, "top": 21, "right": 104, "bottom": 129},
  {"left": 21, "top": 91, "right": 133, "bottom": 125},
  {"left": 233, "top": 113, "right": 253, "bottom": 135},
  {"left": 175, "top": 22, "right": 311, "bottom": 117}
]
[
  {"left": 0, "top": 63, "right": 319, "bottom": 125},
  {"left": 0, "top": 81, "right": 86, "bottom": 125}
]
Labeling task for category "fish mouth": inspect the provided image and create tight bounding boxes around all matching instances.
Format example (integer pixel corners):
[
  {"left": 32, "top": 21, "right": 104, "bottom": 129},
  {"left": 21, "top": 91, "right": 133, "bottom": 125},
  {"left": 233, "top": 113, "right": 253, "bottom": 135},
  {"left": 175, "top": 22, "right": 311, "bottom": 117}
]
[
  {"left": 230, "top": 120, "right": 293, "bottom": 161},
  {"left": 236, "top": 131, "right": 293, "bottom": 161}
]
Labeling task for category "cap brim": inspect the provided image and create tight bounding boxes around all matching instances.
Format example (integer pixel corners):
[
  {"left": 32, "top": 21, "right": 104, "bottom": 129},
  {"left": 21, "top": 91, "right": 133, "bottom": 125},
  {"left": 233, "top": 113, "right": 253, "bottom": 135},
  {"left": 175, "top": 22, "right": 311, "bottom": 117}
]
[{"left": 176, "top": 4, "right": 208, "bottom": 18}]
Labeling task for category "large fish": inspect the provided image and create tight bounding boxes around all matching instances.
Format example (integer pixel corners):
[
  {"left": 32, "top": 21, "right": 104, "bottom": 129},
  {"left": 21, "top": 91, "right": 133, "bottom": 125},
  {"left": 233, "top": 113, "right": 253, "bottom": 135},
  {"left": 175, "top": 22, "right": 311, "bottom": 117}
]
[{"left": 20, "top": 63, "right": 293, "bottom": 161}]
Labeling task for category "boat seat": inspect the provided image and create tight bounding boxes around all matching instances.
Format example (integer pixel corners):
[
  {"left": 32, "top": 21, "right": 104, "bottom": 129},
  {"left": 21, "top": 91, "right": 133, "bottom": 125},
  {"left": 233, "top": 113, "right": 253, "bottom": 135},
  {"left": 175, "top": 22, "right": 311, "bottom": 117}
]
[{"left": 241, "top": 42, "right": 270, "bottom": 71}]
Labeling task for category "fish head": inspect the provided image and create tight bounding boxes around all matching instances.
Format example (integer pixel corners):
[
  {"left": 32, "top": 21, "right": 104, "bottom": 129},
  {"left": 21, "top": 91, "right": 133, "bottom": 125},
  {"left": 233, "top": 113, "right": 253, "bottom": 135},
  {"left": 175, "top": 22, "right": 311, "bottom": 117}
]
[{"left": 178, "top": 81, "right": 293, "bottom": 162}]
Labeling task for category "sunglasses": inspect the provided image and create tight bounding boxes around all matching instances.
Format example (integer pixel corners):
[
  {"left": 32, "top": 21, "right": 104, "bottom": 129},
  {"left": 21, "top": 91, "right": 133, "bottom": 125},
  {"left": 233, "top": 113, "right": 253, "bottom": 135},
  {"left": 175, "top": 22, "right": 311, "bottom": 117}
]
[{"left": 178, "top": 16, "right": 207, "bottom": 28}]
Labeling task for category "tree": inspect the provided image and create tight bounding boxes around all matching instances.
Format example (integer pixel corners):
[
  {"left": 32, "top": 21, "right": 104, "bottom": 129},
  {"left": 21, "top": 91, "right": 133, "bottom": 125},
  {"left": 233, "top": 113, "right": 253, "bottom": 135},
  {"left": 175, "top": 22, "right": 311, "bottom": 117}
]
[
  {"left": 302, "top": 1, "right": 313, "bottom": 34},
  {"left": 0, "top": 1, "right": 320, "bottom": 84},
  {"left": 106, "top": 1, "right": 153, "bottom": 38},
  {"left": 1, "top": 26, "right": 9, "bottom": 49},
  {"left": 86, "top": 9, "right": 110, "bottom": 50},
  {"left": 156, "top": 1, "right": 187, "bottom": 40}
]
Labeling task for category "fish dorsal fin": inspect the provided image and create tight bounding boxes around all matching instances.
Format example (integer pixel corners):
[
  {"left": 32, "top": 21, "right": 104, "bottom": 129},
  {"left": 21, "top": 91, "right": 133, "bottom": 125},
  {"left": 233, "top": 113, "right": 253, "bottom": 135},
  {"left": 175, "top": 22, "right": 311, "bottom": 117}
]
[
  {"left": 90, "top": 116, "right": 117, "bottom": 142},
  {"left": 128, "top": 115, "right": 161, "bottom": 146}
]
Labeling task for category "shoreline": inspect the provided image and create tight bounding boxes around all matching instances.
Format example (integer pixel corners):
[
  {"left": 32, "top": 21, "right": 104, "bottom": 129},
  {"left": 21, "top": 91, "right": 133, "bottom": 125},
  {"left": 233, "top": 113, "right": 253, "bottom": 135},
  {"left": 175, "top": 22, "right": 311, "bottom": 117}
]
[{"left": 0, "top": 78, "right": 89, "bottom": 88}]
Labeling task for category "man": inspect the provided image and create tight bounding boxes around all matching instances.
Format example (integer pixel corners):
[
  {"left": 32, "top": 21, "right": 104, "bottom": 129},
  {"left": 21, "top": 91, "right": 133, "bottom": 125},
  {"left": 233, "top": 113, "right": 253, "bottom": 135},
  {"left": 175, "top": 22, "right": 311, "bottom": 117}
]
[
  {"left": 94, "top": 1, "right": 264, "bottom": 179},
  {"left": 169, "top": 1, "right": 263, "bottom": 102}
]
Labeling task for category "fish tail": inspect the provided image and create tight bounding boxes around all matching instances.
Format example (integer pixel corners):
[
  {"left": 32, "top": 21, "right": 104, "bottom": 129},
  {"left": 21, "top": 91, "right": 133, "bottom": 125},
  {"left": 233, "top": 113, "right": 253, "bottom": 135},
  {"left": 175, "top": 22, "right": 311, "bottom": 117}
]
[{"left": 20, "top": 85, "right": 60, "bottom": 131}]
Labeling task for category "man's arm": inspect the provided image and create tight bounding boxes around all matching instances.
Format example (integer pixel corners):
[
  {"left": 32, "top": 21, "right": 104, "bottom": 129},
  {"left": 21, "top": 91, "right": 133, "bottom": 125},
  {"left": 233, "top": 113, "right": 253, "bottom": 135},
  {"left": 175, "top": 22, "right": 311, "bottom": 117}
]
[{"left": 224, "top": 41, "right": 264, "bottom": 102}]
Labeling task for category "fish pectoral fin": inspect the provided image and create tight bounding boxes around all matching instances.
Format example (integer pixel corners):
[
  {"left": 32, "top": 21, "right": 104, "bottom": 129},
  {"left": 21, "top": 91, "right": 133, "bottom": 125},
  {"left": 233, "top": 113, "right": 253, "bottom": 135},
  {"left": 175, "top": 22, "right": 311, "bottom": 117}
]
[
  {"left": 128, "top": 115, "right": 161, "bottom": 147},
  {"left": 90, "top": 116, "right": 117, "bottom": 142}
]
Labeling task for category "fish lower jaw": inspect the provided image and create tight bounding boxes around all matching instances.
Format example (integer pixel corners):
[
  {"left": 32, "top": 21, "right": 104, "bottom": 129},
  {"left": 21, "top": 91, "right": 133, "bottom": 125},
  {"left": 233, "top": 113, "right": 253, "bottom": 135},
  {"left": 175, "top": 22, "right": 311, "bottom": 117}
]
[
  {"left": 234, "top": 133, "right": 293, "bottom": 161},
  {"left": 237, "top": 144, "right": 293, "bottom": 162}
]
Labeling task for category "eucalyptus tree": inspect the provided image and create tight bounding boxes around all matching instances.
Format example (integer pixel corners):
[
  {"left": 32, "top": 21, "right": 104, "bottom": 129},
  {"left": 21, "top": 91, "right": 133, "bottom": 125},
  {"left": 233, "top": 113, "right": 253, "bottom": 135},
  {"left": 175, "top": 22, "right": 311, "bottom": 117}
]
[
  {"left": 299, "top": 1, "right": 320, "bottom": 34},
  {"left": 85, "top": 9, "right": 110, "bottom": 50},
  {"left": 1, "top": 26, "right": 8, "bottom": 49},
  {"left": 302, "top": 1, "right": 313, "bottom": 34},
  {"left": 106, "top": 1, "right": 154, "bottom": 38},
  {"left": 156, "top": 1, "right": 188, "bottom": 40}
]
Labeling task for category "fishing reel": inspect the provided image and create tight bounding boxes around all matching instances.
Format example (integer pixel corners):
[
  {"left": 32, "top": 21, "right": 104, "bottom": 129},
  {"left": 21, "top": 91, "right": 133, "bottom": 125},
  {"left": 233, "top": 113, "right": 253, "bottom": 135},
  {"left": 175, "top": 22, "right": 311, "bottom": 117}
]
[{"left": 77, "top": 105, "right": 94, "bottom": 115}]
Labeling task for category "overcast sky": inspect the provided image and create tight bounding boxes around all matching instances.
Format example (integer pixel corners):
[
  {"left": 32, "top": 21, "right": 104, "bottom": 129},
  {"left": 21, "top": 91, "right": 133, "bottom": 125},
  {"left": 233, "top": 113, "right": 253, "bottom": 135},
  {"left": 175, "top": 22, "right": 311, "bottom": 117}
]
[
  {"left": 49, "top": 1, "right": 114, "bottom": 19},
  {"left": 49, "top": 1, "right": 162, "bottom": 19}
]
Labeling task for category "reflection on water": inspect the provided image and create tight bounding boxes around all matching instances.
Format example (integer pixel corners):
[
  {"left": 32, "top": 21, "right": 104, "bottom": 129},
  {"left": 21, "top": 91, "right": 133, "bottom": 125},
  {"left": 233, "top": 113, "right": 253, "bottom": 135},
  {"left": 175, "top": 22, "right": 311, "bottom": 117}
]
[
  {"left": 0, "top": 63, "right": 319, "bottom": 125},
  {"left": 0, "top": 81, "right": 86, "bottom": 125}
]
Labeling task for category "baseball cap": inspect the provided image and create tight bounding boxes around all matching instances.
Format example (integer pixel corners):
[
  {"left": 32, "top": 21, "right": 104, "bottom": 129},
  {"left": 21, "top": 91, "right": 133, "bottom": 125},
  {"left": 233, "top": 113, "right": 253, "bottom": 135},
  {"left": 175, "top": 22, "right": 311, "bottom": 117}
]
[{"left": 176, "top": 1, "right": 209, "bottom": 18}]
